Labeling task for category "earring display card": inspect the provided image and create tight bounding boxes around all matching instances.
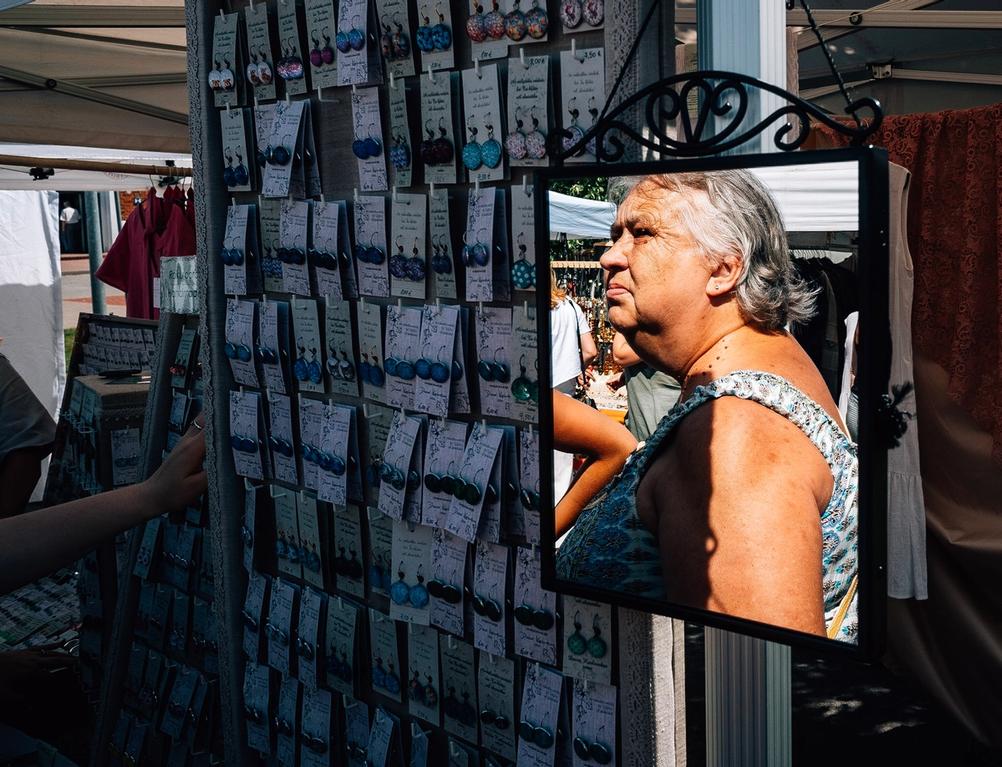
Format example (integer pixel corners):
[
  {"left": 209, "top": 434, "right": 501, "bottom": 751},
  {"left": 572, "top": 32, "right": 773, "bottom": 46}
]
[
  {"left": 368, "top": 507, "right": 395, "bottom": 599},
  {"left": 389, "top": 192, "right": 427, "bottom": 299},
  {"left": 414, "top": 304, "right": 459, "bottom": 418},
  {"left": 301, "top": 105, "right": 323, "bottom": 198},
  {"left": 275, "top": 489, "right": 304, "bottom": 580},
  {"left": 356, "top": 301, "right": 388, "bottom": 405},
  {"left": 299, "top": 397, "right": 326, "bottom": 492},
  {"left": 387, "top": 83, "right": 413, "bottom": 189},
  {"left": 168, "top": 392, "right": 189, "bottom": 434},
  {"left": 429, "top": 527, "right": 467, "bottom": 636},
  {"left": 559, "top": 48, "right": 606, "bottom": 163},
  {"left": 333, "top": 505, "right": 366, "bottom": 599},
  {"left": 316, "top": 404, "right": 353, "bottom": 506},
  {"left": 305, "top": 0, "right": 339, "bottom": 90},
  {"left": 475, "top": 305, "right": 513, "bottom": 418},
  {"left": 374, "top": 0, "right": 416, "bottom": 78},
  {"left": 312, "top": 200, "right": 344, "bottom": 300},
  {"left": 258, "top": 298, "right": 291, "bottom": 394},
  {"left": 385, "top": 304, "right": 423, "bottom": 410},
  {"left": 472, "top": 540, "right": 508, "bottom": 656},
  {"left": 292, "top": 297, "right": 325, "bottom": 393},
  {"left": 211, "top": 12, "right": 240, "bottom": 108},
  {"left": 221, "top": 107, "right": 254, "bottom": 193},
  {"left": 243, "top": 573, "right": 269, "bottom": 662},
  {"left": 516, "top": 661, "right": 564, "bottom": 767},
  {"left": 561, "top": 596, "right": 612, "bottom": 685},
  {"left": 259, "top": 198, "right": 285, "bottom": 292},
  {"left": 267, "top": 392, "right": 300, "bottom": 486},
  {"left": 336, "top": 0, "right": 370, "bottom": 86},
  {"left": 324, "top": 597, "right": 359, "bottom": 696},
  {"left": 415, "top": 0, "right": 455, "bottom": 72},
  {"left": 277, "top": 1, "right": 310, "bottom": 96},
  {"left": 510, "top": 304, "right": 539, "bottom": 422},
  {"left": 362, "top": 403, "right": 394, "bottom": 506},
  {"left": 519, "top": 428, "right": 541, "bottom": 545},
  {"left": 354, "top": 195, "right": 390, "bottom": 298},
  {"left": 571, "top": 678, "right": 616, "bottom": 767},
  {"left": 245, "top": 4, "right": 277, "bottom": 101},
  {"left": 561, "top": 0, "right": 604, "bottom": 32},
  {"left": 344, "top": 697, "right": 371, "bottom": 761},
  {"left": 439, "top": 634, "right": 477, "bottom": 742},
  {"left": 513, "top": 546, "right": 556, "bottom": 664},
  {"left": 389, "top": 520, "right": 433, "bottom": 624},
  {"left": 478, "top": 652, "right": 517, "bottom": 760},
  {"left": 407, "top": 623, "right": 441, "bottom": 725},
  {"left": 507, "top": 55, "right": 549, "bottom": 167},
  {"left": 262, "top": 98, "right": 305, "bottom": 198},
  {"left": 411, "top": 723, "right": 429, "bottom": 767},
  {"left": 421, "top": 72, "right": 458, "bottom": 185},
  {"left": 300, "top": 686, "right": 334, "bottom": 767},
  {"left": 461, "top": 64, "right": 506, "bottom": 184},
  {"left": 369, "top": 609, "right": 403, "bottom": 703},
  {"left": 164, "top": 670, "right": 198, "bottom": 741},
  {"left": 223, "top": 203, "right": 254, "bottom": 297},
  {"left": 464, "top": 185, "right": 496, "bottom": 302},
  {"left": 445, "top": 421, "right": 504, "bottom": 542},
  {"left": 267, "top": 578, "right": 298, "bottom": 676},
  {"left": 297, "top": 587, "right": 324, "bottom": 688},
  {"left": 243, "top": 662, "right": 272, "bottom": 754},
  {"left": 297, "top": 494, "right": 325, "bottom": 589},
  {"left": 135, "top": 518, "right": 162, "bottom": 580},
  {"left": 324, "top": 297, "right": 360, "bottom": 398},
  {"left": 352, "top": 87, "right": 388, "bottom": 192},
  {"left": 280, "top": 199, "right": 313, "bottom": 296},
  {"left": 230, "top": 389, "right": 264, "bottom": 480},
  {"left": 378, "top": 410, "right": 423, "bottom": 520},
  {"left": 470, "top": 0, "right": 510, "bottom": 62},
  {"left": 428, "top": 189, "right": 457, "bottom": 299},
  {"left": 509, "top": 182, "right": 538, "bottom": 291},
  {"left": 421, "top": 418, "right": 467, "bottom": 526},
  {"left": 241, "top": 485, "right": 258, "bottom": 574},
  {"left": 367, "top": 707, "right": 399, "bottom": 767},
  {"left": 276, "top": 676, "right": 302, "bottom": 766}
]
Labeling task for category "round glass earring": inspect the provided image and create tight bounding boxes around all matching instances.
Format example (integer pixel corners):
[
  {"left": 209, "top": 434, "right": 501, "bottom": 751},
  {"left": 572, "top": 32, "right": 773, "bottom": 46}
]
[
  {"left": 505, "top": 0, "right": 528, "bottom": 40},
  {"left": 372, "top": 657, "right": 387, "bottom": 689},
  {"left": 385, "top": 662, "right": 401, "bottom": 694},
  {"left": 392, "top": 15, "right": 410, "bottom": 57},
  {"left": 525, "top": 0, "right": 549, "bottom": 37},
  {"left": 462, "top": 124, "right": 483, "bottom": 170},
  {"left": 491, "top": 347, "right": 510, "bottom": 382},
  {"left": 208, "top": 59, "right": 223, "bottom": 90},
  {"left": 390, "top": 562, "right": 411, "bottom": 605},
  {"left": 348, "top": 17, "right": 366, "bottom": 51},
  {"left": 430, "top": 343, "right": 452, "bottom": 383},
  {"left": 222, "top": 152, "right": 236, "bottom": 187},
  {"left": 419, "top": 121, "right": 436, "bottom": 163},
  {"left": 335, "top": 25, "right": 352, "bottom": 53},
  {"left": 588, "top": 615, "right": 608, "bottom": 658},
  {"left": 416, "top": 7, "right": 435, "bottom": 52},
  {"left": 321, "top": 32, "right": 336, "bottom": 64},
  {"left": 308, "top": 348, "right": 323, "bottom": 383},
  {"left": 293, "top": 344, "right": 309, "bottom": 381},
  {"left": 560, "top": 0, "right": 583, "bottom": 28},
  {"left": 511, "top": 354, "right": 535, "bottom": 402},
  {"left": 379, "top": 22, "right": 394, "bottom": 58},
  {"left": 484, "top": 0, "right": 506, "bottom": 38},
  {"left": 433, "top": 120, "right": 455, "bottom": 162},
  {"left": 246, "top": 52, "right": 261, "bottom": 85},
  {"left": 480, "top": 124, "right": 503, "bottom": 168},
  {"left": 409, "top": 565, "right": 429, "bottom": 608},
  {"left": 415, "top": 341, "right": 433, "bottom": 380},
  {"left": 583, "top": 0, "right": 604, "bottom": 26},
  {"left": 390, "top": 133, "right": 411, "bottom": 169},
  {"left": 409, "top": 670, "right": 424, "bottom": 702},
  {"left": 567, "top": 612, "right": 588, "bottom": 654},
  {"left": 525, "top": 110, "right": 548, "bottom": 159},
  {"left": 505, "top": 109, "right": 528, "bottom": 159},
  {"left": 466, "top": 0, "right": 487, "bottom": 42},
  {"left": 219, "top": 58, "right": 235, "bottom": 90},
  {"left": 424, "top": 675, "right": 438, "bottom": 707},
  {"left": 564, "top": 99, "right": 585, "bottom": 153},
  {"left": 258, "top": 50, "right": 274, "bottom": 84},
  {"left": 511, "top": 233, "right": 534, "bottom": 288},
  {"left": 432, "top": 6, "right": 453, "bottom": 49},
  {"left": 310, "top": 35, "right": 324, "bottom": 67},
  {"left": 232, "top": 153, "right": 249, "bottom": 186},
  {"left": 339, "top": 351, "right": 356, "bottom": 380},
  {"left": 407, "top": 241, "right": 426, "bottom": 281}
]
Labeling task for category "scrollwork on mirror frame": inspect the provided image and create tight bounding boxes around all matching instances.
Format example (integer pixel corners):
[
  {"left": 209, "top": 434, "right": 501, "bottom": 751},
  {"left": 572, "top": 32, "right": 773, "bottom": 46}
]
[{"left": 548, "top": 70, "right": 883, "bottom": 162}]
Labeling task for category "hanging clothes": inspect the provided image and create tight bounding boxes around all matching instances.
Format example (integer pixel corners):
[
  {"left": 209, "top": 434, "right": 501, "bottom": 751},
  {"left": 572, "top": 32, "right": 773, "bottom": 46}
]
[
  {"left": 885, "top": 162, "right": 927, "bottom": 600},
  {"left": 95, "top": 187, "right": 195, "bottom": 319}
]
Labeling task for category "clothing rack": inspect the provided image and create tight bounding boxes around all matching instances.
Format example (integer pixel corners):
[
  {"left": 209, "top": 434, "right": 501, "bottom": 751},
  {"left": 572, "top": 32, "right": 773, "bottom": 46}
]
[{"left": 0, "top": 154, "right": 193, "bottom": 179}]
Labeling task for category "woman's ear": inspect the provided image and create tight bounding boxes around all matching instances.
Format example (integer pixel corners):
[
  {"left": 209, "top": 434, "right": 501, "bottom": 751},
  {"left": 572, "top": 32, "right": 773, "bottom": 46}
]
[{"left": 706, "top": 253, "right": 742, "bottom": 297}]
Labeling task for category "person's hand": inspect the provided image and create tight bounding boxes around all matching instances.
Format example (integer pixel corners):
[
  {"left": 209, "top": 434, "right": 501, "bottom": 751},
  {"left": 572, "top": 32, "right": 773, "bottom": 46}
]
[{"left": 144, "top": 415, "right": 207, "bottom": 515}]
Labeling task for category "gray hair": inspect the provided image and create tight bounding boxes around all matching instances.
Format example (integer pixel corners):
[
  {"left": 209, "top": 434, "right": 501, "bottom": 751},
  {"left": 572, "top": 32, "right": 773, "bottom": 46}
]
[{"left": 614, "top": 169, "right": 817, "bottom": 330}]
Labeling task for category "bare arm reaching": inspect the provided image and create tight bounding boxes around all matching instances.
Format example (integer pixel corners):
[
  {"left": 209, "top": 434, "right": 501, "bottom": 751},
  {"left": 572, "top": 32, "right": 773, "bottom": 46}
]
[
  {"left": 0, "top": 418, "right": 207, "bottom": 595},
  {"left": 552, "top": 392, "right": 636, "bottom": 538}
]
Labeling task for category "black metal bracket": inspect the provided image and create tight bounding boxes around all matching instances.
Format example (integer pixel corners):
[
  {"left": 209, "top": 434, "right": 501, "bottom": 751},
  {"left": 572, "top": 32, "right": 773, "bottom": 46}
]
[{"left": 549, "top": 69, "right": 883, "bottom": 162}]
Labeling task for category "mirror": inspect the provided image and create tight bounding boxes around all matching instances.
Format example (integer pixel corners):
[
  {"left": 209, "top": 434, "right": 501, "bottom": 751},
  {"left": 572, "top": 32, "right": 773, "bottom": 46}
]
[{"left": 536, "top": 148, "right": 888, "bottom": 656}]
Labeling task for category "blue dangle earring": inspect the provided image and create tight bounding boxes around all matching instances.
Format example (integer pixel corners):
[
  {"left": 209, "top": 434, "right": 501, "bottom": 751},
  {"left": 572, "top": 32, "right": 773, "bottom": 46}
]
[
  {"left": 308, "top": 348, "right": 323, "bottom": 384},
  {"left": 293, "top": 343, "right": 309, "bottom": 381},
  {"left": 462, "top": 122, "right": 482, "bottom": 170}
]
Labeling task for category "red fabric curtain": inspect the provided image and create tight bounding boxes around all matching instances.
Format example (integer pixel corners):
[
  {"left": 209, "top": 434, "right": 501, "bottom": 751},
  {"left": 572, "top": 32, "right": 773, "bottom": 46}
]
[
  {"left": 813, "top": 103, "right": 1002, "bottom": 463},
  {"left": 814, "top": 104, "right": 1002, "bottom": 747}
]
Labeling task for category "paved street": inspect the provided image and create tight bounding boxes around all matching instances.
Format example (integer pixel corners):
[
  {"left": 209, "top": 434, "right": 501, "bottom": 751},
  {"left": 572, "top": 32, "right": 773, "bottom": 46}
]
[{"left": 59, "top": 254, "right": 125, "bottom": 330}]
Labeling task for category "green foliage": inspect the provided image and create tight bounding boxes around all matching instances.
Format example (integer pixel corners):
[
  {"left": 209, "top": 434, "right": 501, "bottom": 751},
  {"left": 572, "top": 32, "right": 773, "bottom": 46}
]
[
  {"left": 64, "top": 329, "right": 75, "bottom": 372},
  {"left": 549, "top": 177, "right": 608, "bottom": 203}
]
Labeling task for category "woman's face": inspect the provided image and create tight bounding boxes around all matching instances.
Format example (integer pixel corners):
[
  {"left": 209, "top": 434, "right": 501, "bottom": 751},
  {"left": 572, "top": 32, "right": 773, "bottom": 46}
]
[{"left": 600, "top": 182, "right": 712, "bottom": 357}]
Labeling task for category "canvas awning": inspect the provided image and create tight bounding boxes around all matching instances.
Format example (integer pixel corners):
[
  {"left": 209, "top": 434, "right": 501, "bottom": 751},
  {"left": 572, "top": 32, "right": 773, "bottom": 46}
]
[{"left": 0, "top": 0, "right": 189, "bottom": 152}]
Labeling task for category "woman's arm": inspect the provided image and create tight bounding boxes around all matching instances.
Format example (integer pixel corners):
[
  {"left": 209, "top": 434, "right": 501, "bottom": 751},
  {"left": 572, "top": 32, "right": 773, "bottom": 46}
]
[
  {"left": 552, "top": 392, "right": 636, "bottom": 537},
  {"left": 0, "top": 419, "right": 207, "bottom": 595},
  {"left": 611, "top": 331, "right": 642, "bottom": 368},
  {"left": 579, "top": 331, "right": 599, "bottom": 369}
]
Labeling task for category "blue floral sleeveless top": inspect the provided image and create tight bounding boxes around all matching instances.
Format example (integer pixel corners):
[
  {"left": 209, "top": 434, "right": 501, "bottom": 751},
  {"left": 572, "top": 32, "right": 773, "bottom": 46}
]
[{"left": 556, "top": 370, "right": 859, "bottom": 643}]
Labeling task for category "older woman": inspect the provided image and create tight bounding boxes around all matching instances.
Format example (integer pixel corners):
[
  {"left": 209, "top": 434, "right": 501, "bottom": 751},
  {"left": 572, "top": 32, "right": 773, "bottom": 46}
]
[{"left": 555, "top": 170, "right": 859, "bottom": 642}]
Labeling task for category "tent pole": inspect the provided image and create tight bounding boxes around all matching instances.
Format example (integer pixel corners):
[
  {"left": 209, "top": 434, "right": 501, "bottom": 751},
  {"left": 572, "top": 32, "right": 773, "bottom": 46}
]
[{"left": 84, "top": 191, "right": 106, "bottom": 315}]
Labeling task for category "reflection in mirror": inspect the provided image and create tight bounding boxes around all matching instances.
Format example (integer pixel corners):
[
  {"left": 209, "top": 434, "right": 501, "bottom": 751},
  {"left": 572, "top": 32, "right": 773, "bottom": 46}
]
[{"left": 544, "top": 154, "right": 885, "bottom": 649}]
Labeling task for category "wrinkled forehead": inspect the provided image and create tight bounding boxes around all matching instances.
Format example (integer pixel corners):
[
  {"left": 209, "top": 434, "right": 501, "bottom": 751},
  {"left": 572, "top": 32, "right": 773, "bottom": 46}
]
[{"left": 616, "top": 178, "right": 710, "bottom": 228}]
